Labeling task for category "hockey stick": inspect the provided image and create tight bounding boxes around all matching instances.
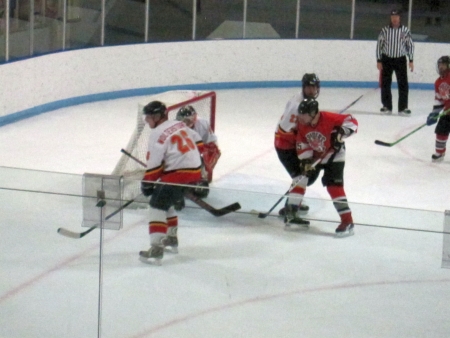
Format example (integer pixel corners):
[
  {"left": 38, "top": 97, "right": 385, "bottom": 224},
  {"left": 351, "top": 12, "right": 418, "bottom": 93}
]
[
  {"left": 57, "top": 197, "right": 137, "bottom": 239},
  {"left": 258, "top": 151, "right": 332, "bottom": 219},
  {"left": 374, "top": 109, "right": 449, "bottom": 147},
  {"left": 258, "top": 91, "right": 367, "bottom": 219},
  {"left": 337, "top": 87, "right": 379, "bottom": 114},
  {"left": 120, "top": 148, "right": 241, "bottom": 216}
]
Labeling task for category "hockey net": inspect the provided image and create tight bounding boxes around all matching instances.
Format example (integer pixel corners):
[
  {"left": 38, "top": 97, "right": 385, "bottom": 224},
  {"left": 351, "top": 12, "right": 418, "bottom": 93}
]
[{"left": 112, "top": 90, "right": 216, "bottom": 201}]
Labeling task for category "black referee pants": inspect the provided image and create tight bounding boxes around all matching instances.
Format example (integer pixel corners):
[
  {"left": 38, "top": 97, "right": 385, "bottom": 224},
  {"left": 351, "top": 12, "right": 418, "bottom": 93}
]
[{"left": 381, "top": 55, "right": 409, "bottom": 112}]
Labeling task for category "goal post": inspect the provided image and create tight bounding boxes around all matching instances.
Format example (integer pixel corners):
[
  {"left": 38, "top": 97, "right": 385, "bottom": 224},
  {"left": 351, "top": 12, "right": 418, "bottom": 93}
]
[{"left": 112, "top": 90, "right": 217, "bottom": 200}]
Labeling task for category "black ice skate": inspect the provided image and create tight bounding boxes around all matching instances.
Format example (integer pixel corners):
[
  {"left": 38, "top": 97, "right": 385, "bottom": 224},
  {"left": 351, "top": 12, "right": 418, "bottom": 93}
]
[
  {"left": 284, "top": 204, "right": 310, "bottom": 231},
  {"left": 278, "top": 204, "right": 309, "bottom": 217},
  {"left": 432, "top": 153, "right": 445, "bottom": 163}
]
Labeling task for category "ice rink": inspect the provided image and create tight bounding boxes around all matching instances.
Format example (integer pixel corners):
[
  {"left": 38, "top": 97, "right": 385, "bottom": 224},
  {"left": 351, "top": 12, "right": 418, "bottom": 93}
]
[{"left": 1, "top": 87, "right": 450, "bottom": 337}]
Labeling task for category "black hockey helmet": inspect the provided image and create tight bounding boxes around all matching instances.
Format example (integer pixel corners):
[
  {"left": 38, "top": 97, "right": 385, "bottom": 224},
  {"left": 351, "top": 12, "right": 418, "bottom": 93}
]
[
  {"left": 390, "top": 9, "right": 401, "bottom": 16},
  {"left": 302, "top": 73, "right": 320, "bottom": 98},
  {"left": 298, "top": 98, "right": 319, "bottom": 118},
  {"left": 437, "top": 56, "right": 450, "bottom": 76},
  {"left": 143, "top": 101, "right": 167, "bottom": 116}
]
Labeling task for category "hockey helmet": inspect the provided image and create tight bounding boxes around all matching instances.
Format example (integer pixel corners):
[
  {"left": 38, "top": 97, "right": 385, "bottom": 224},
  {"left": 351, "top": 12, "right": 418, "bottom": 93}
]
[
  {"left": 143, "top": 101, "right": 167, "bottom": 116},
  {"left": 301, "top": 73, "right": 320, "bottom": 98},
  {"left": 298, "top": 98, "right": 319, "bottom": 118},
  {"left": 176, "top": 105, "right": 197, "bottom": 127},
  {"left": 437, "top": 56, "right": 450, "bottom": 77}
]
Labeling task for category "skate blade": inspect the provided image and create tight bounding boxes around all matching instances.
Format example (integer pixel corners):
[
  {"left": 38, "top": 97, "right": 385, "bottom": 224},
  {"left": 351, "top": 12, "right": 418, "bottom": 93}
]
[
  {"left": 139, "top": 256, "right": 162, "bottom": 265},
  {"left": 164, "top": 246, "right": 179, "bottom": 254},
  {"left": 334, "top": 229, "right": 354, "bottom": 238},
  {"left": 284, "top": 224, "right": 310, "bottom": 231}
]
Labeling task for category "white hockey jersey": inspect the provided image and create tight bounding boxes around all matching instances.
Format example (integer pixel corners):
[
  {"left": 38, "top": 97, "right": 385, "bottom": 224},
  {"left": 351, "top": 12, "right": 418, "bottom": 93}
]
[
  {"left": 143, "top": 120, "right": 202, "bottom": 184},
  {"left": 193, "top": 118, "right": 218, "bottom": 145},
  {"left": 274, "top": 93, "right": 304, "bottom": 149}
]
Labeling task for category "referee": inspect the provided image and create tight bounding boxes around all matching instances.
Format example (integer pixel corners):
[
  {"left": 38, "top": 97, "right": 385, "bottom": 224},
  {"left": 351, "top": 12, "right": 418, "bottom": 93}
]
[{"left": 376, "top": 9, "right": 414, "bottom": 116}]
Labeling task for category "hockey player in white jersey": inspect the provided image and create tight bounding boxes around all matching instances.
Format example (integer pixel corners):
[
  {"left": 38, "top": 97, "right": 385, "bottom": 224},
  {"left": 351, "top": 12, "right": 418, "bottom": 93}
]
[
  {"left": 176, "top": 105, "right": 221, "bottom": 198},
  {"left": 139, "top": 101, "right": 203, "bottom": 265},
  {"left": 274, "top": 73, "right": 320, "bottom": 224}
]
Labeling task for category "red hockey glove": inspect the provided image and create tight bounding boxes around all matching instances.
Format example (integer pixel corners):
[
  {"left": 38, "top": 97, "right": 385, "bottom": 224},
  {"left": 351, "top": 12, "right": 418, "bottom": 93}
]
[{"left": 202, "top": 143, "right": 221, "bottom": 172}]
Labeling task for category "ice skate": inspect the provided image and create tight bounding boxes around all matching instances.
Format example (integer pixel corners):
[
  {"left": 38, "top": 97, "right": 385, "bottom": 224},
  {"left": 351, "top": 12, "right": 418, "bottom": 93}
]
[
  {"left": 284, "top": 204, "right": 310, "bottom": 231},
  {"left": 139, "top": 245, "right": 164, "bottom": 265},
  {"left": 279, "top": 204, "right": 309, "bottom": 217},
  {"left": 161, "top": 236, "right": 178, "bottom": 254},
  {"left": 432, "top": 153, "right": 445, "bottom": 163},
  {"left": 398, "top": 109, "right": 411, "bottom": 117},
  {"left": 335, "top": 222, "right": 354, "bottom": 238},
  {"left": 380, "top": 107, "right": 392, "bottom": 115}
]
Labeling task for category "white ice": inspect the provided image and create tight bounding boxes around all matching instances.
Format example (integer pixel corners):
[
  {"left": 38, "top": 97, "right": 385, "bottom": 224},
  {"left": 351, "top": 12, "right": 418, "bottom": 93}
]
[{"left": 1, "top": 87, "right": 450, "bottom": 338}]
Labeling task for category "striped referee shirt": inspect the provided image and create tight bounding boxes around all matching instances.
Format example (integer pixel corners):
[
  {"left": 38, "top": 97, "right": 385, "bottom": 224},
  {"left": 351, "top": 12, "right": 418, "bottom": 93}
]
[{"left": 376, "top": 25, "right": 414, "bottom": 62}]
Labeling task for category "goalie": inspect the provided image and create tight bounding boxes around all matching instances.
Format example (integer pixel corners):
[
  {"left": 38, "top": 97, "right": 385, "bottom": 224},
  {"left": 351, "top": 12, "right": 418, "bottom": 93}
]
[{"left": 176, "top": 105, "right": 221, "bottom": 198}]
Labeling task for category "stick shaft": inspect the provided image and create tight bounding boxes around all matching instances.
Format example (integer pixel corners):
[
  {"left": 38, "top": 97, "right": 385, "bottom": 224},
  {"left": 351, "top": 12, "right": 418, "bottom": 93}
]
[
  {"left": 374, "top": 108, "right": 449, "bottom": 147},
  {"left": 258, "top": 151, "right": 332, "bottom": 219},
  {"left": 57, "top": 196, "right": 137, "bottom": 238}
]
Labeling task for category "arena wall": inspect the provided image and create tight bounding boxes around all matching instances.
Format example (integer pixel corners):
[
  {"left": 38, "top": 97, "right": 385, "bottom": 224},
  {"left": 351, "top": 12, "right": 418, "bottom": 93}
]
[{"left": 0, "top": 39, "right": 447, "bottom": 125}]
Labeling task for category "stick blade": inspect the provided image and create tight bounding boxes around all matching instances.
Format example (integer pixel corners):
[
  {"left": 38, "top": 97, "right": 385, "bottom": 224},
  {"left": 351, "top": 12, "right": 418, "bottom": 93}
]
[
  {"left": 258, "top": 212, "right": 269, "bottom": 219},
  {"left": 374, "top": 140, "right": 392, "bottom": 147},
  {"left": 57, "top": 227, "right": 82, "bottom": 239},
  {"left": 211, "top": 202, "right": 241, "bottom": 216}
]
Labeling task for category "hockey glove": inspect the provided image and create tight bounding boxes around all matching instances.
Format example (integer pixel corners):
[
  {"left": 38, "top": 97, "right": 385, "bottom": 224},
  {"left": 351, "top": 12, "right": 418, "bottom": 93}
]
[
  {"left": 426, "top": 112, "right": 439, "bottom": 126},
  {"left": 299, "top": 159, "right": 315, "bottom": 178},
  {"left": 141, "top": 181, "right": 155, "bottom": 197},
  {"left": 202, "top": 142, "right": 221, "bottom": 172},
  {"left": 330, "top": 127, "right": 345, "bottom": 151}
]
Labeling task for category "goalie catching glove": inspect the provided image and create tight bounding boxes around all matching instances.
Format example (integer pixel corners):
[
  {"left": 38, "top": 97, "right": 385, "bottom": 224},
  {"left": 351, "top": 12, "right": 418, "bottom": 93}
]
[
  {"left": 299, "top": 158, "right": 315, "bottom": 178},
  {"left": 202, "top": 142, "right": 221, "bottom": 172}
]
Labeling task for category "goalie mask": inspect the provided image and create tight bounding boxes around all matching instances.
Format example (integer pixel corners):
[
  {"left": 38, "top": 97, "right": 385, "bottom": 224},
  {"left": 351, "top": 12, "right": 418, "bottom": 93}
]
[
  {"left": 176, "top": 105, "right": 197, "bottom": 128},
  {"left": 298, "top": 98, "right": 319, "bottom": 118},
  {"left": 437, "top": 56, "right": 450, "bottom": 77},
  {"left": 302, "top": 73, "right": 320, "bottom": 99}
]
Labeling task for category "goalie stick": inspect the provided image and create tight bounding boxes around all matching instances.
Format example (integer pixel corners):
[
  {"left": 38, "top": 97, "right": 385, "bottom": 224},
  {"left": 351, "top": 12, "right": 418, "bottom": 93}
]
[
  {"left": 257, "top": 151, "right": 332, "bottom": 219},
  {"left": 57, "top": 197, "right": 137, "bottom": 239},
  {"left": 120, "top": 148, "right": 241, "bottom": 216},
  {"left": 374, "top": 109, "right": 449, "bottom": 147}
]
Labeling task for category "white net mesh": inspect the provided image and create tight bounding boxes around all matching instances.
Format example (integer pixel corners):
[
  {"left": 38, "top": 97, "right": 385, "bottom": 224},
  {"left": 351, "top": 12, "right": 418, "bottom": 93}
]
[{"left": 112, "top": 90, "right": 216, "bottom": 201}]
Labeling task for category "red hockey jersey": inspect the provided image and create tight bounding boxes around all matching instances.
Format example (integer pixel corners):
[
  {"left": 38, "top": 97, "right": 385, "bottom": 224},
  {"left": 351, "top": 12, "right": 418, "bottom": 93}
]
[{"left": 296, "top": 111, "right": 358, "bottom": 163}]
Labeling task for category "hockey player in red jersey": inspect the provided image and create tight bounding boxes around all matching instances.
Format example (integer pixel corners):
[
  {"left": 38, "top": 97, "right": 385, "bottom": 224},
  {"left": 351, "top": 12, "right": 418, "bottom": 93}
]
[
  {"left": 139, "top": 101, "right": 203, "bottom": 264},
  {"left": 426, "top": 56, "right": 450, "bottom": 162},
  {"left": 285, "top": 98, "right": 358, "bottom": 237},
  {"left": 275, "top": 73, "right": 320, "bottom": 221},
  {"left": 176, "top": 105, "right": 221, "bottom": 197}
]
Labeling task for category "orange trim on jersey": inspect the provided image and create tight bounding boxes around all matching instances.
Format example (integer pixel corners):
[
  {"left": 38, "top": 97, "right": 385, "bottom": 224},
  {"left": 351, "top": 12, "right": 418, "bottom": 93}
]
[
  {"left": 167, "top": 216, "right": 178, "bottom": 227},
  {"left": 196, "top": 141, "right": 205, "bottom": 154},
  {"left": 161, "top": 167, "right": 202, "bottom": 184},
  {"left": 143, "top": 165, "right": 163, "bottom": 182},
  {"left": 149, "top": 221, "right": 167, "bottom": 234},
  {"left": 275, "top": 133, "right": 296, "bottom": 149}
]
